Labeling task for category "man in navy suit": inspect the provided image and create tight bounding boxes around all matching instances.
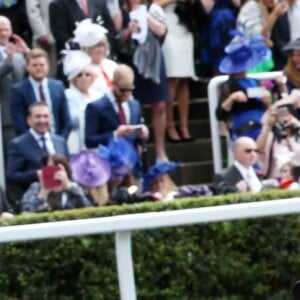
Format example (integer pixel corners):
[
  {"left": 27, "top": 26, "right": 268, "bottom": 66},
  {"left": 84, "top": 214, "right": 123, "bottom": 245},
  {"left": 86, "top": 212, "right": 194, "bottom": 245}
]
[
  {"left": 10, "top": 48, "right": 71, "bottom": 139},
  {"left": 85, "top": 64, "right": 149, "bottom": 149},
  {"left": 6, "top": 102, "right": 69, "bottom": 212}
]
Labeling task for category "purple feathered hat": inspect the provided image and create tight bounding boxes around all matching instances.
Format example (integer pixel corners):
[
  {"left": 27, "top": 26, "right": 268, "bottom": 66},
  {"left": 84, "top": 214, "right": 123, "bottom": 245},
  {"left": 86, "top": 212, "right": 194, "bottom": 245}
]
[{"left": 70, "top": 151, "right": 111, "bottom": 187}]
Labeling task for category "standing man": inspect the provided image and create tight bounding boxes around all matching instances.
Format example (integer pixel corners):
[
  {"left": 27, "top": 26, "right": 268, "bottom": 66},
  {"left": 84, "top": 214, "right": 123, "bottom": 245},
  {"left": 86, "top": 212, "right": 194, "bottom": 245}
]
[
  {"left": 214, "top": 136, "right": 262, "bottom": 194},
  {"left": 10, "top": 48, "right": 71, "bottom": 139},
  {"left": 49, "top": 0, "right": 116, "bottom": 61},
  {"left": 25, "top": 0, "right": 56, "bottom": 77},
  {"left": 6, "top": 102, "right": 69, "bottom": 211},
  {"left": 0, "top": 15, "right": 28, "bottom": 161}
]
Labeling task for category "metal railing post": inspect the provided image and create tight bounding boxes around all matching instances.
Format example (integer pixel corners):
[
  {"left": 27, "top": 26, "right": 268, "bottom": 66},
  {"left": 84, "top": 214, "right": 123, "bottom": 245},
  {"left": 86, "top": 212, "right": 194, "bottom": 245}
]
[{"left": 115, "top": 231, "right": 136, "bottom": 300}]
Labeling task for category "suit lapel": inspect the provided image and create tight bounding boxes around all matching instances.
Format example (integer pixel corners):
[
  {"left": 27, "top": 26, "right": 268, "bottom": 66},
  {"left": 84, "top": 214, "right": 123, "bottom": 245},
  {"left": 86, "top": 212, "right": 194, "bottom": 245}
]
[
  {"left": 24, "top": 79, "right": 37, "bottom": 104},
  {"left": 103, "top": 96, "right": 120, "bottom": 124},
  {"left": 26, "top": 132, "right": 44, "bottom": 156}
]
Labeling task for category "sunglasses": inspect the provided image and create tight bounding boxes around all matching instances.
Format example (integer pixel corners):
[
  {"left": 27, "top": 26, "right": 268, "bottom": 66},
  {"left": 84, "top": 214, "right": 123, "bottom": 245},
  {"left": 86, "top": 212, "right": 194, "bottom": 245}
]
[
  {"left": 244, "top": 148, "right": 258, "bottom": 153},
  {"left": 77, "top": 72, "right": 92, "bottom": 78},
  {"left": 115, "top": 82, "right": 135, "bottom": 93}
]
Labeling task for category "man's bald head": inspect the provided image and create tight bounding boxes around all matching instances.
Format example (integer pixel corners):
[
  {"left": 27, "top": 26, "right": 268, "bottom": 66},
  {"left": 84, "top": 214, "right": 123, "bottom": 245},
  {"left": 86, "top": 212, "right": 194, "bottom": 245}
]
[
  {"left": 233, "top": 136, "right": 258, "bottom": 168},
  {"left": 0, "top": 16, "right": 12, "bottom": 46}
]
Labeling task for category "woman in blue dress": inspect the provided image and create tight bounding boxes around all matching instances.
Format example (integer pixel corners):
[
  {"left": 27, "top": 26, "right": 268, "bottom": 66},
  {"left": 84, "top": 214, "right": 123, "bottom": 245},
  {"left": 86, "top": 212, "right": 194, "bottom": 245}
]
[{"left": 199, "top": 0, "right": 241, "bottom": 77}]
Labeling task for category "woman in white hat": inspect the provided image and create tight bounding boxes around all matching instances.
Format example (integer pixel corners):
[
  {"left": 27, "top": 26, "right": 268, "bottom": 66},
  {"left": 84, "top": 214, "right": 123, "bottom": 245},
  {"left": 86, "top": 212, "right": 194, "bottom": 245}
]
[
  {"left": 63, "top": 50, "right": 99, "bottom": 154},
  {"left": 73, "top": 19, "right": 117, "bottom": 96}
]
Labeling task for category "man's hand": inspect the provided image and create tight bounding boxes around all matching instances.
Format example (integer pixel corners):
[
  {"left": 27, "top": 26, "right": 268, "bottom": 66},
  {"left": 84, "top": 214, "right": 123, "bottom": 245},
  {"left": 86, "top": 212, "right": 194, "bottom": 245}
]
[
  {"left": 37, "top": 35, "right": 52, "bottom": 48},
  {"left": 12, "top": 34, "right": 29, "bottom": 54},
  {"left": 115, "top": 124, "right": 133, "bottom": 137},
  {"left": 236, "top": 180, "right": 248, "bottom": 192}
]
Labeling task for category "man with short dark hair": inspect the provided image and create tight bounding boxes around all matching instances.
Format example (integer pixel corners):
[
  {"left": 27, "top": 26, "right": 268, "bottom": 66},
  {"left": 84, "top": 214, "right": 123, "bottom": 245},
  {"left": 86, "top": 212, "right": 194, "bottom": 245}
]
[
  {"left": 10, "top": 48, "right": 71, "bottom": 139},
  {"left": 6, "top": 102, "right": 69, "bottom": 211}
]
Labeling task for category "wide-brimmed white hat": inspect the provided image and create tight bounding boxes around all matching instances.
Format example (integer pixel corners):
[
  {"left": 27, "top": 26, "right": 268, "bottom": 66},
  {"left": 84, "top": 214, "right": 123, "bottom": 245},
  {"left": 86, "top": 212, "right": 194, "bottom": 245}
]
[
  {"left": 62, "top": 50, "right": 92, "bottom": 80},
  {"left": 73, "top": 19, "right": 108, "bottom": 48}
]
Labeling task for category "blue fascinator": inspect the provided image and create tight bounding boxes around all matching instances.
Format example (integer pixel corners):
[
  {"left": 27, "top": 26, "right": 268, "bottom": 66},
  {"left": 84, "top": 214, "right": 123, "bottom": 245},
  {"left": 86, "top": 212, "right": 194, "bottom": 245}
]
[
  {"left": 219, "top": 30, "right": 271, "bottom": 74},
  {"left": 143, "top": 161, "right": 180, "bottom": 192},
  {"left": 98, "top": 137, "right": 139, "bottom": 179},
  {"left": 70, "top": 151, "right": 111, "bottom": 187}
]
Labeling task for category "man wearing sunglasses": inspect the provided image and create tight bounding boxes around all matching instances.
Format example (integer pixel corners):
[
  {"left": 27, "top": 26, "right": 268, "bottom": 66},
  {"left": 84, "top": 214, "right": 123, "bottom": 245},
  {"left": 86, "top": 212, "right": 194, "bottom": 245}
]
[
  {"left": 214, "top": 136, "right": 262, "bottom": 194},
  {"left": 85, "top": 64, "right": 149, "bottom": 176}
]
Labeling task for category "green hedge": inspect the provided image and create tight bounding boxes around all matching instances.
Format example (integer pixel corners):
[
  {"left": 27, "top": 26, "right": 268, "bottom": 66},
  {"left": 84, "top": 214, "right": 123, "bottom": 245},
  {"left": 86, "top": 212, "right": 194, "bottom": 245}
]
[{"left": 1, "top": 189, "right": 300, "bottom": 299}]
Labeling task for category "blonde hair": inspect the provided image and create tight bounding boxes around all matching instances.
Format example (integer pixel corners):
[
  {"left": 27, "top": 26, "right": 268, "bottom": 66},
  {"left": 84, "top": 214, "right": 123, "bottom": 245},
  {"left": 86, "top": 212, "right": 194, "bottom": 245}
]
[
  {"left": 82, "top": 184, "right": 109, "bottom": 206},
  {"left": 150, "top": 173, "right": 178, "bottom": 198},
  {"left": 113, "top": 64, "right": 134, "bottom": 83}
]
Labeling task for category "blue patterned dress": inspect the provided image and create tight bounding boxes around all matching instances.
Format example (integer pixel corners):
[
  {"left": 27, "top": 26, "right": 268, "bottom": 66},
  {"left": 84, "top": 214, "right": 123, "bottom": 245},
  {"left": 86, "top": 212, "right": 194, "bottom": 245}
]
[{"left": 199, "top": 0, "right": 239, "bottom": 76}]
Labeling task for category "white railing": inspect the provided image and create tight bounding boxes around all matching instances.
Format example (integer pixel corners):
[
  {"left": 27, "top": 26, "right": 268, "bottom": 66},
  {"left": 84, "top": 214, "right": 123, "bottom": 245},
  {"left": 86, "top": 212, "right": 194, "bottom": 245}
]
[
  {"left": 0, "top": 197, "right": 300, "bottom": 299},
  {"left": 208, "top": 72, "right": 282, "bottom": 174}
]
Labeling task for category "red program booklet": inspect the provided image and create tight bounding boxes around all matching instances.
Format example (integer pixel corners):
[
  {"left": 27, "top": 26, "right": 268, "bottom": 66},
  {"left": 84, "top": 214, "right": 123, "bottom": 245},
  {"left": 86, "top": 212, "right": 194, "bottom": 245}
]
[{"left": 41, "top": 165, "right": 61, "bottom": 189}]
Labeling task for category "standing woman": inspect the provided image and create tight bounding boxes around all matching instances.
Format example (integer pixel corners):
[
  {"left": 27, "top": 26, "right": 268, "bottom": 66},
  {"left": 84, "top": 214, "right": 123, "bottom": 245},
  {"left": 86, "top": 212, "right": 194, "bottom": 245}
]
[
  {"left": 63, "top": 50, "right": 98, "bottom": 154},
  {"left": 199, "top": 0, "right": 241, "bottom": 77},
  {"left": 73, "top": 19, "right": 118, "bottom": 97},
  {"left": 156, "top": 0, "right": 197, "bottom": 142},
  {"left": 237, "top": 0, "right": 288, "bottom": 71},
  {"left": 118, "top": 0, "right": 169, "bottom": 162}
]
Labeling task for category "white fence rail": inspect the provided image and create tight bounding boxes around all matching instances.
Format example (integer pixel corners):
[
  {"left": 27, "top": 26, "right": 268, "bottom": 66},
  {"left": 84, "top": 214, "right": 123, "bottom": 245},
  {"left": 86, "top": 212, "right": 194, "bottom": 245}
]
[
  {"left": 208, "top": 72, "right": 282, "bottom": 174},
  {"left": 0, "top": 197, "right": 300, "bottom": 299}
]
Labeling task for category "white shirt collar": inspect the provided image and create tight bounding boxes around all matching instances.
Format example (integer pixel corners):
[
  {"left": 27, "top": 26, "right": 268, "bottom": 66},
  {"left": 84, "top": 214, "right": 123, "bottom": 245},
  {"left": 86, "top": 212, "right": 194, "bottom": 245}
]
[
  {"left": 29, "top": 128, "right": 50, "bottom": 141},
  {"left": 29, "top": 76, "right": 47, "bottom": 88}
]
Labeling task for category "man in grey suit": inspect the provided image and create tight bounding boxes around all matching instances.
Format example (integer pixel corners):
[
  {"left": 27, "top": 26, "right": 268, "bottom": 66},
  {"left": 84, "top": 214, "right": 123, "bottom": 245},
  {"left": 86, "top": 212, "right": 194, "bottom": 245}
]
[
  {"left": 0, "top": 15, "right": 29, "bottom": 161},
  {"left": 25, "top": 0, "right": 56, "bottom": 77},
  {"left": 214, "top": 136, "right": 262, "bottom": 194}
]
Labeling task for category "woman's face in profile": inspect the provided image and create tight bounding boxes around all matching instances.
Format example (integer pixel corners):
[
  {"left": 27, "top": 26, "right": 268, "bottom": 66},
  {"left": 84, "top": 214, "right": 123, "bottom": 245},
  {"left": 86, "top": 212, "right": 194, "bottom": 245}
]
[
  {"left": 150, "top": 174, "right": 169, "bottom": 194},
  {"left": 291, "top": 50, "right": 300, "bottom": 70}
]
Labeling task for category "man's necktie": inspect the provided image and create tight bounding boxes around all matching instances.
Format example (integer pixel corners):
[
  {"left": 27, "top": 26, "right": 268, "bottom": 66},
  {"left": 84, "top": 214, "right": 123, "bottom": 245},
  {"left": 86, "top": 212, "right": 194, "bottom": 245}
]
[
  {"left": 40, "top": 135, "right": 48, "bottom": 154},
  {"left": 39, "top": 84, "right": 46, "bottom": 102},
  {"left": 80, "top": 0, "right": 89, "bottom": 16},
  {"left": 118, "top": 103, "right": 126, "bottom": 124}
]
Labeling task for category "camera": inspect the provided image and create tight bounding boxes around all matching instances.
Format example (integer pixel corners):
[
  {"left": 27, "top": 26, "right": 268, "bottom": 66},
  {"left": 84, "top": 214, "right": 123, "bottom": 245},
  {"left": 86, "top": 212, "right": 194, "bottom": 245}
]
[
  {"left": 272, "top": 120, "right": 300, "bottom": 140},
  {"left": 272, "top": 120, "right": 289, "bottom": 140}
]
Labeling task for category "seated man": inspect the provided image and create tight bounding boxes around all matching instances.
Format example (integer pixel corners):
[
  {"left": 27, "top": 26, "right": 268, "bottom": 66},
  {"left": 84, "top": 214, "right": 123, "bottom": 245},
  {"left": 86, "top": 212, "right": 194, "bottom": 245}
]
[
  {"left": 10, "top": 48, "right": 71, "bottom": 139},
  {"left": 85, "top": 64, "right": 148, "bottom": 175},
  {"left": 6, "top": 102, "right": 69, "bottom": 211},
  {"left": 214, "top": 136, "right": 262, "bottom": 194}
]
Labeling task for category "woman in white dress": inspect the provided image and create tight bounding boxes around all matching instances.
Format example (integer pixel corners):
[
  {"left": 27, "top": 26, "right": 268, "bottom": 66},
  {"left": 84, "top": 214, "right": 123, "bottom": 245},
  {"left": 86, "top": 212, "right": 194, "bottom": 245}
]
[
  {"left": 73, "top": 19, "right": 118, "bottom": 97},
  {"left": 156, "top": 0, "right": 196, "bottom": 142},
  {"left": 63, "top": 50, "right": 99, "bottom": 154}
]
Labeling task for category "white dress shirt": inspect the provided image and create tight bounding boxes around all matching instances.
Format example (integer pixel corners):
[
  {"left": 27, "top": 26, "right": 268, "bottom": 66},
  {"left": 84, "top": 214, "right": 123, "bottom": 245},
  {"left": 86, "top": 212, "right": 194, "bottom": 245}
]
[{"left": 234, "top": 160, "right": 262, "bottom": 193}]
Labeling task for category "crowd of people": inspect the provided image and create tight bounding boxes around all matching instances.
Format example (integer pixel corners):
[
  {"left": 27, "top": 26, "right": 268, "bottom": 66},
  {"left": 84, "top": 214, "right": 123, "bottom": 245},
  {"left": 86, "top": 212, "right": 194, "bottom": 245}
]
[{"left": 0, "top": 0, "right": 299, "bottom": 217}]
